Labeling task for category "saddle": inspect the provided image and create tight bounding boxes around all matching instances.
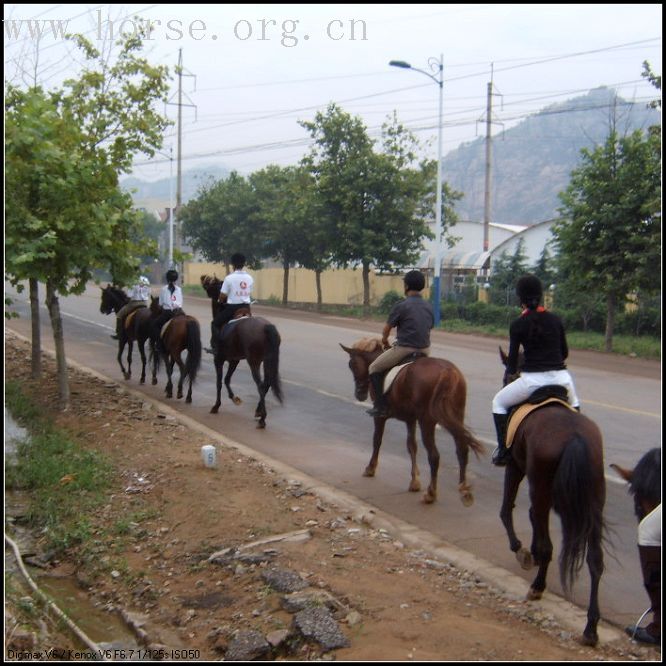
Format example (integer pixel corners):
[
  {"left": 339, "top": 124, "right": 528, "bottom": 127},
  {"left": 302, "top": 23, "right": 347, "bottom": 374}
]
[
  {"left": 506, "top": 385, "right": 577, "bottom": 448},
  {"left": 124, "top": 306, "right": 146, "bottom": 331},
  {"left": 383, "top": 352, "right": 428, "bottom": 395}
]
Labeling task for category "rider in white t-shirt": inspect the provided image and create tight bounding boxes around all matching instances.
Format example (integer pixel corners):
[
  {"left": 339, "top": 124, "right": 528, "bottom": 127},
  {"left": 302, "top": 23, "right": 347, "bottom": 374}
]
[{"left": 207, "top": 253, "right": 254, "bottom": 353}]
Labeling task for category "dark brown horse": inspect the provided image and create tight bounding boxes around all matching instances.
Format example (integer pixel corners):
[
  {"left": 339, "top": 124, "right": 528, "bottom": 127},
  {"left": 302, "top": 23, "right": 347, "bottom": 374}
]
[
  {"left": 100, "top": 286, "right": 159, "bottom": 384},
  {"left": 200, "top": 274, "right": 224, "bottom": 319},
  {"left": 611, "top": 448, "right": 661, "bottom": 644},
  {"left": 498, "top": 347, "right": 606, "bottom": 646},
  {"left": 210, "top": 313, "right": 283, "bottom": 428},
  {"left": 150, "top": 300, "right": 202, "bottom": 403},
  {"left": 340, "top": 337, "right": 483, "bottom": 505}
]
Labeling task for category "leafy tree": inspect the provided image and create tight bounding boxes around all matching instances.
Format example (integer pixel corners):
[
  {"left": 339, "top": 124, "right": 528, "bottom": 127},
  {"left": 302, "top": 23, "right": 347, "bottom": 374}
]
[
  {"left": 180, "top": 171, "right": 261, "bottom": 270},
  {"left": 553, "top": 128, "right": 661, "bottom": 351},
  {"left": 5, "top": 32, "right": 170, "bottom": 408},
  {"left": 641, "top": 61, "right": 661, "bottom": 109},
  {"left": 300, "top": 105, "right": 444, "bottom": 314}
]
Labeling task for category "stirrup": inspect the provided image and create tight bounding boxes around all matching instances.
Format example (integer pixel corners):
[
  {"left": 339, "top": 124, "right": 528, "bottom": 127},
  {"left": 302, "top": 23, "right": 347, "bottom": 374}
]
[
  {"left": 366, "top": 405, "right": 389, "bottom": 418},
  {"left": 110, "top": 334, "right": 119, "bottom": 340},
  {"left": 492, "top": 447, "right": 511, "bottom": 466},
  {"left": 625, "top": 625, "right": 660, "bottom": 645}
]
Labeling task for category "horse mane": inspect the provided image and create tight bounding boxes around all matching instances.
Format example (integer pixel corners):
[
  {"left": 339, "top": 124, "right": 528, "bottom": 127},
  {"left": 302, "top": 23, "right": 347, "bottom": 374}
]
[
  {"left": 352, "top": 337, "right": 383, "bottom": 353},
  {"left": 629, "top": 448, "right": 661, "bottom": 506},
  {"left": 200, "top": 274, "right": 222, "bottom": 298}
]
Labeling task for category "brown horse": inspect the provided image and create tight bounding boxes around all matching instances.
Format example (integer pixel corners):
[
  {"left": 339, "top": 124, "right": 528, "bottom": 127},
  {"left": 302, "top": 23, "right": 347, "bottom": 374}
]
[
  {"left": 340, "top": 337, "right": 483, "bottom": 505},
  {"left": 200, "top": 274, "right": 224, "bottom": 319},
  {"left": 611, "top": 448, "right": 661, "bottom": 644},
  {"left": 150, "top": 301, "right": 202, "bottom": 403},
  {"left": 210, "top": 314, "right": 283, "bottom": 429},
  {"left": 498, "top": 347, "right": 606, "bottom": 646},
  {"left": 100, "top": 286, "right": 159, "bottom": 384}
]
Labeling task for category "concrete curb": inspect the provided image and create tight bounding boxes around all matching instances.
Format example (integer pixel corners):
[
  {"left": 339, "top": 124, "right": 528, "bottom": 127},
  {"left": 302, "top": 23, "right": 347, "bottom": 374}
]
[{"left": 6, "top": 329, "right": 626, "bottom": 647}]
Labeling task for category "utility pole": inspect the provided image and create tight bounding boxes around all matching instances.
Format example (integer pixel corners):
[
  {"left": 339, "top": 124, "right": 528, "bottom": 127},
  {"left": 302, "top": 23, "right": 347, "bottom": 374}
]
[
  {"left": 167, "top": 49, "right": 197, "bottom": 273},
  {"left": 479, "top": 65, "right": 503, "bottom": 254}
]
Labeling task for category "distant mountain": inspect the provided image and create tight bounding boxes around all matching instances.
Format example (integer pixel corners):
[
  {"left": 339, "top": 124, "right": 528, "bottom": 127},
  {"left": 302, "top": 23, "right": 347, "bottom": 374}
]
[
  {"left": 443, "top": 87, "right": 660, "bottom": 226},
  {"left": 121, "top": 164, "right": 230, "bottom": 208}
]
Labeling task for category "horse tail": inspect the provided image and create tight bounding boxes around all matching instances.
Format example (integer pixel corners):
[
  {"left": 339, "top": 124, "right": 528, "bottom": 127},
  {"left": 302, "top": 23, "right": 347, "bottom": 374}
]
[
  {"left": 263, "top": 324, "right": 283, "bottom": 403},
  {"left": 185, "top": 319, "right": 202, "bottom": 384},
  {"left": 429, "top": 369, "right": 484, "bottom": 458},
  {"left": 553, "top": 433, "right": 603, "bottom": 595}
]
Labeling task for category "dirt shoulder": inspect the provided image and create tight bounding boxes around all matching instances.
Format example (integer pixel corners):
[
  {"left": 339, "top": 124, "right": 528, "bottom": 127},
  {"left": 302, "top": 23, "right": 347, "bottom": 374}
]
[{"left": 4, "top": 332, "right": 658, "bottom": 661}]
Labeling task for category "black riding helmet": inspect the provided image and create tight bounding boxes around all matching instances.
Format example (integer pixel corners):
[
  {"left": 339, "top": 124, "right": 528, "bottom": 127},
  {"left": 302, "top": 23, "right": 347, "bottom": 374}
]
[
  {"left": 166, "top": 269, "right": 179, "bottom": 283},
  {"left": 404, "top": 270, "right": 425, "bottom": 292},
  {"left": 516, "top": 274, "right": 543, "bottom": 308}
]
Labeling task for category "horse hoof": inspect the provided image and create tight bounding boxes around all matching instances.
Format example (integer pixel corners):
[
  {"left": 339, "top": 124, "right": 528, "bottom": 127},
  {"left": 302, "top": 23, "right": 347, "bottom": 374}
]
[
  {"left": 516, "top": 549, "right": 533, "bottom": 570},
  {"left": 152, "top": 379, "right": 157, "bottom": 386},
  {"left": 362, "top": 468, "right": 375, "bottom": 478},
  {"left": 233, "top": 397, "right": 242, "bottom": 406},
  {"left": 256, "top": 422, "right": 266, "bottom": 429},
  {"left": 186, "top": 397, "right": 192, "bottom": 404},
  {"left": 422, "top": 492, "right": 436, "bottom": 504},
  {"left": 579, "top": 633, "right": 598, "bottom": 647},
  {"left": 408, "top": 482, "right": 421, "bottom": 492},
  {"left": 460, "top": 492, "right": 474, "bottom": 507},
  {"left": 526, "top": 587, "right": 542, "bottom": 601}
]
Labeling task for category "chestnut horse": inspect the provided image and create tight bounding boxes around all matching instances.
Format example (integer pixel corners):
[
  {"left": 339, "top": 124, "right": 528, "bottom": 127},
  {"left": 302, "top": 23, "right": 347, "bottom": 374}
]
[
  {"left": 340, "top": 337, "right": 483, "bottom": 505},
  {"left": 100, "top": 286, "right": 159, "bottom": 384},
  {"left": 498, "top": 347, "right": 606, "bottom": 646},
  {"left": 150, "top": 300, "right": 202, "bottom": 403}
]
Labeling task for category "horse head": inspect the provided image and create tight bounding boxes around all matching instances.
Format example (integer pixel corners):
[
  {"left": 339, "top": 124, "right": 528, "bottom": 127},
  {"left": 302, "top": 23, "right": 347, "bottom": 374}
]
[
  {"left": 499, "top": 346, "right": 523, "bottom": 386},
  {"left": 610, "top": 448, "right": 661, "bottom": 521},
  {"left": 201, "top": 274, "right": 222, "bottom": 299},
  {"left": 100, "top": 284, "right": 128, "bottom": 315},
  {"left": 340, "top": 338, "right": 383, "bottom": 402},
  {"left": 149, "top": 296, "right": 162, "bottom": 316}
]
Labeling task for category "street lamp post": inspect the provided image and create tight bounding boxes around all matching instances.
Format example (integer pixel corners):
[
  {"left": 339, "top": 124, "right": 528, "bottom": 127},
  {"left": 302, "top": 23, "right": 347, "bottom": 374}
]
[{"left": 390, "top": 55, "right": 444, "bottom": 327}]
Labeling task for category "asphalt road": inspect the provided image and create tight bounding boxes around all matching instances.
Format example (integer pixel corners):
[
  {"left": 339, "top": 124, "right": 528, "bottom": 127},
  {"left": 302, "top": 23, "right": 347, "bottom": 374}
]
[{"left": 5, "top": 282, "right": 661, "bottom": 633}]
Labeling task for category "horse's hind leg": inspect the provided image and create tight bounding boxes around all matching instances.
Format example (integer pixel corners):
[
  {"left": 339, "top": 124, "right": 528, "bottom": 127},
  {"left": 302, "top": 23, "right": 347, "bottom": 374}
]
[
  {"left": 581, "top": 519, "right": 603, "bottom": 646},
  {"left": 138, "top": 341, "right": 147, "bottom": 384},
  {"left": 453, "top": 432, "right": 473, "bottom": 506},
  {"left": 210, "top": 357, "right": 224, "bottom": 414},
  {"left": 175, "top": 353, "right": 186, "bottom": 400},
  {"left": 404, "top": 420, "right": 421, "bottom": 494},
  {"left": 527, "top": 489, "right": 553, "bottom": 599},
  {"left": 249, "top": 362, "right": 267, "bottom": 428},
  {"left": 224, "top": 360, "right": 242, "bottom": 405},
  {"left": 364, "top": 418, "right": 387, "bottom": 478},
  {"left": 165, "top": 358, "right": 175, "bottom": 398},
  {"left": 418, "top": 419, "right": 439, "bottom": 503},
  {"left": 500, "top": 464, "right": 532, "bottom": 569}
]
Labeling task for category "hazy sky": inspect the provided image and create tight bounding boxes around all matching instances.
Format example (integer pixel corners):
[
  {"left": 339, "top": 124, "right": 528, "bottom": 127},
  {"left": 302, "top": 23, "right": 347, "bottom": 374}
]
[{"left": 5, "top": 4, "right": 662, "bottom": 181}]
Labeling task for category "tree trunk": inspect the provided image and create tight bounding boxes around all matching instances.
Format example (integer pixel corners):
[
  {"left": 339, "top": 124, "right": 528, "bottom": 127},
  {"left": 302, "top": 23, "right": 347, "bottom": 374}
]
[
  {"left": 604, "top": 292, "right": 617, "bottom": 353},
  {"left": 45, "top": 281, "right": 69, "bottom": 410},
  {"left": 282, "top": 261, "right": 289, "bottom": 306},
  {"left": 362, "top": 261, "right": 371, "bottom": 318},
  {"left": 29, "top": 278, "right": 41, "bottom": 379},
  {"left": 315, "top": 269, "right": 323, "bottom": 312}
]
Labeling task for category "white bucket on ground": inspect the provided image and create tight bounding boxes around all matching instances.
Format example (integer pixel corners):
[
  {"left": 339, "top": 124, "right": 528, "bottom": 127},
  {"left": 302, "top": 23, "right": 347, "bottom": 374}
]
[{"left": 201, "top": 445, "right": 217, "bottom": 468}]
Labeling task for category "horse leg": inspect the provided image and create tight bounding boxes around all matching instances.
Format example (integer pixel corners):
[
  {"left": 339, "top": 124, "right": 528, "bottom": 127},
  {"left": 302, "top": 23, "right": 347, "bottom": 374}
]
[
  {"left": 224, "top": 360, "right": 242, "bottom": 405},
  {"left": 581, "top": 520, "right": 604, "bottom": 646},
  {"left": 500, "top": 464, "right": 532, "bottom": 569},
  {"left": 117, "top": 339, "right": 129, "bottom": 380},
  {"left": 150, "top": 339, "right": 159, "bottom": 385},
  {"left": 526, "top": 489, "right": 553, "bottom": 600},
  {"left": 210, "top": 357, "right": 224, "bottom": 414},
  {"left": 126, "top": 340, "right": 133, "bottom": 380},
  {"left": 405, "top": 420, "right": 421, "bottom": 494},
  {"left": 364, "top": 418, "right": 387, "bottom": 478},
  {"left": 165, "top": 357, "right": 174, "bottom": 398},
  {"left": 175, "top": 353, "right": 186, "bottom": 400},
  {"left": 249, "top": 362, "right": 267, "bottom": 428},
  {"left": 138, "top": 340, "right": 147, "bottom": 384},
  {"left": 453, "top": 430, "right": 473, "bottom": 507},
  {"left": 418, "top": 418, "right": 440, "bottom": 504}
]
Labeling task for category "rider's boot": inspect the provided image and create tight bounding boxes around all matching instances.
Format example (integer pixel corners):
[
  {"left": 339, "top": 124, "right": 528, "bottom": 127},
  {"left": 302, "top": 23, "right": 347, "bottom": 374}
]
[
  {"left": 491, "top": 413, "right": 511, "bottom": 466},
  {"left": 366, "top": 372, "right": 389, "bottom": 418},
  {"left": 110, "top": 318, "right": 121, "bottom": 340},
  {"left": 625, "top": 545, "right": 661, "bottom": 644}
]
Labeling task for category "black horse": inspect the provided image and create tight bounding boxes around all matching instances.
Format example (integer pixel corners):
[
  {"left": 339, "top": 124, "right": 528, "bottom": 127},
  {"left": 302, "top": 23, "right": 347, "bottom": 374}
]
[{"left": 100, "top": 286, "right": 158, "bottom": 384}]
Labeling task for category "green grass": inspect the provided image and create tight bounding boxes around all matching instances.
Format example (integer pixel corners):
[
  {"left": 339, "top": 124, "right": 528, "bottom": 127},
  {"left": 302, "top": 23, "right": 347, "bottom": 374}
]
[{"left": 5, "top": 381, "right": 113, "bottom": 555}]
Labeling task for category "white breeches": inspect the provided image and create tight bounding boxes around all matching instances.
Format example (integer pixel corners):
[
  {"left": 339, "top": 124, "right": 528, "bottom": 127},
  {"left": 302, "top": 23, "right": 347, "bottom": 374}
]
[{"left": 492, "top": 369, "right": 580, "bottom": 414}]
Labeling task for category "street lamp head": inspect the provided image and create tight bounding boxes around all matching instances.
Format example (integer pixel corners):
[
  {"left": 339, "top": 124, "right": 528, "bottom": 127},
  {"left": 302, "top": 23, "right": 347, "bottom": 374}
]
[{"left": 389, "top": 60, "right": 412, "bottom": 69}]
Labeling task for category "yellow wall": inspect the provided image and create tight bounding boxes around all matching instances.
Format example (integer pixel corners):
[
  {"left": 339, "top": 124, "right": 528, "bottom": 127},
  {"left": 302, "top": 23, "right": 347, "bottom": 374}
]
[{"left": 184, "top": 262, "right": 418, "bottom": 305}]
